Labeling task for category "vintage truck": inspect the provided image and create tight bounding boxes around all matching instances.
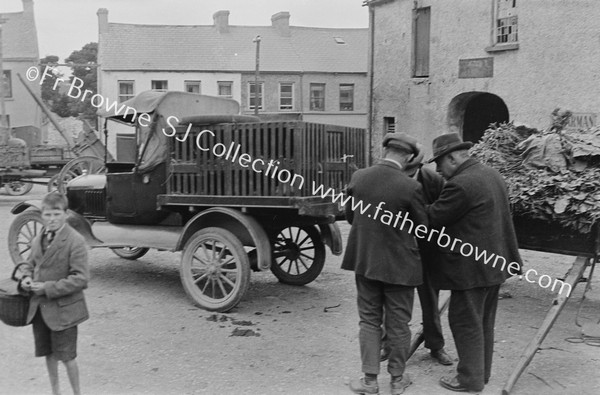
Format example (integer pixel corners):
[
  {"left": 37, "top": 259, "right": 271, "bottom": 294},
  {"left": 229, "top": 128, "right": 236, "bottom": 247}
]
[{"left": 8, "top": 91, "right": 366, "bottom": 312}]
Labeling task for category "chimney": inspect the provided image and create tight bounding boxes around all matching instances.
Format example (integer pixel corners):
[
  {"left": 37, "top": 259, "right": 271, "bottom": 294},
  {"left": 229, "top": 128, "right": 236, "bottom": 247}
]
[
  {"left": 213, "top": 10, "right": 230, "bottom": 33},
  {"left": 22, "top": 0, "right": 34, "bottom": 14},
  {"left": 97, "top": 8, "right": 108, "bottom": 35},
  {"left": 271, "top": 12, "right": 290, "bottom": 36}
]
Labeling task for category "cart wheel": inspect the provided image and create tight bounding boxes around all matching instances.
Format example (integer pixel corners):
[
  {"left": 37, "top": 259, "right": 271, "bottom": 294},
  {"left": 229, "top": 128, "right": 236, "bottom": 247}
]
[
  {"left": 57, "top": 156, "right": 106, "bottom": 193},
  {"left": 111, "top": 247, "right": 149, "bottom": 260},
  {"left": 270, "top": 225, "right": 325, "bottom": 285},
  {"left": 180, "top": 227, "right": 250, "bottom": 312},
  {"left": 47, "top": 174, "right": 60, "bottom": 192},
  {"left": 8, "top": 210, "right": 44, "bottom": 264},
  {"left": 5, "top": 181, "right": 34, "bottom": 196}
]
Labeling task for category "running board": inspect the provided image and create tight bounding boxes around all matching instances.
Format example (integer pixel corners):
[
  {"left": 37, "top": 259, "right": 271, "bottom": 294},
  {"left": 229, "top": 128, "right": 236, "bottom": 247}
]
[{"left": 89, "top": 222, "right": 183, "bottom": 251}]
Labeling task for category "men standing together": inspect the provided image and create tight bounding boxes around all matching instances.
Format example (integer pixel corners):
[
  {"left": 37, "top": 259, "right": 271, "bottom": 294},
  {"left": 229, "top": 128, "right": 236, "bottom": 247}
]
[{"left": 343, "top": 132, "right": 521, "bottom": 394}]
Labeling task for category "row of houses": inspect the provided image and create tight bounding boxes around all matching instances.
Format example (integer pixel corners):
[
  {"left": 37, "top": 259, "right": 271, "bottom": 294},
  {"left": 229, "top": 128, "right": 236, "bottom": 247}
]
[
  {"left": 4, "top": 0, "right": 599, "bottom": 162},
  {"left": 97, "top": 9, "right": 368, "bottom": 129}
]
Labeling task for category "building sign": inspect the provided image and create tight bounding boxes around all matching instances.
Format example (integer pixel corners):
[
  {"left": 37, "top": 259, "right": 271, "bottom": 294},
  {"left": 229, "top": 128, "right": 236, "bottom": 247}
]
[
  {"left": 458, "top": 57, "right": 494, "bottom": 79},
  {"left": 567, "top": 113, "right": 597, "bottom": 130}
]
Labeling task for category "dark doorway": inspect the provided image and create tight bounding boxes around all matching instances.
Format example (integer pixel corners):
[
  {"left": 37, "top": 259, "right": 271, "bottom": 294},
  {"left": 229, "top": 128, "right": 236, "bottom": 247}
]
[{"left": 462, "top": 94, "right": 509, "bottom": 143}]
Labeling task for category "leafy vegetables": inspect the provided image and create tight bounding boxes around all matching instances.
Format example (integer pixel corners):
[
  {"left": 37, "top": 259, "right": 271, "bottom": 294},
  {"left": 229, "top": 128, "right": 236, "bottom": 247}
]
[{"left": 470, "top": 112, "right": 600, "bottom": 234}]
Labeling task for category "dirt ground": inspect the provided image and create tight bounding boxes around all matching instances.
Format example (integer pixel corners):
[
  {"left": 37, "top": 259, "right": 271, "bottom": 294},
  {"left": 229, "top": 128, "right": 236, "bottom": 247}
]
[{"left": 1, "top": 184, "right": 600, "bottom": 395}]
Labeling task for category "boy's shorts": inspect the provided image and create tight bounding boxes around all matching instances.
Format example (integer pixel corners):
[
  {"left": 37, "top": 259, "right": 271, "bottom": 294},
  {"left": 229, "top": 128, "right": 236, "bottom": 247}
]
[{"left": 32, "top": 310, "right": 78, "bottom": 361}]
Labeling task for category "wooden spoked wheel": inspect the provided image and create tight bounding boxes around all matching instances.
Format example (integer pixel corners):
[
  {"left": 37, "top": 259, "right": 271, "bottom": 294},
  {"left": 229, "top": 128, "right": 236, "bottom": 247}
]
[
  {"left": 180, "top": 227, "right": 250, "bottom": 312},
  {"left": 5, "top": 181, "right": 34, "bottom": 196},
  {"left": 8, "top": 210, "right": 44, "bottom": 264},
  {"left": 270, "top": 225, "right": 325, "bottom": 285}
]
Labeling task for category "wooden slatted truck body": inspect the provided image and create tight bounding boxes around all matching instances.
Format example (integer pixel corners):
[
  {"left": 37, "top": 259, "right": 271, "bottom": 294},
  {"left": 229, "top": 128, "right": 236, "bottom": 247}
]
[{"left": 9, "top": 91, "right": 366, "bottom": 312}]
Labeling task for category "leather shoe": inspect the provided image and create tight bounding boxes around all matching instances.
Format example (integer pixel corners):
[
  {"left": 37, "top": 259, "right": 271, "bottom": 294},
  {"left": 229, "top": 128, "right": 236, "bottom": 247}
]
[
  {"left": 349, "top": 377, "right": 379, "bottom": 394},
  {"left": 439, "top": 376, "right": 481, "bottom": 393},
  {"left": 431, "top": 348, "right": 454, "bottom": 365},
  {"left": 391, "top": 373, "right": 412, "bottom": 395}
]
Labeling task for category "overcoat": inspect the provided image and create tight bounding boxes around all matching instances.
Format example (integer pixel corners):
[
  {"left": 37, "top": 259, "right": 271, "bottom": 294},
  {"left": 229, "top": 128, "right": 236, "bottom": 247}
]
[
  {"left": 427, "top": 158, "right": 522, "bottom": 290},
  {"left": 341, "top": 160, "right": 428, "bottom": 286},
  {"left": 21, "top": 224, "right": 90, "bottom": 331}
]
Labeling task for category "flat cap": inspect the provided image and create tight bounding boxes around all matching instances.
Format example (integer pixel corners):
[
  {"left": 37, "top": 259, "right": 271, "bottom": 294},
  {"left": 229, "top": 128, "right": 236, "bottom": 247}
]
[{"left": 382, "top": 132, "right": 419, "bottom": 154}]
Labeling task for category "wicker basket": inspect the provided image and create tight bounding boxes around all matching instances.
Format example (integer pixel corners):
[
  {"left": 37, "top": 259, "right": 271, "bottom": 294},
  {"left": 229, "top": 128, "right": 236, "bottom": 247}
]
[{"left": 0, "top": 263, "right": 30, "bottom": 327}]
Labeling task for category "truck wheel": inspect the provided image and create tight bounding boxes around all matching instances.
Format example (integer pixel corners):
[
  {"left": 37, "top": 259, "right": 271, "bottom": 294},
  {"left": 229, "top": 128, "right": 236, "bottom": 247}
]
[
  {"left": 111, "top": 247, "right": 149, "bottom": 260},
  {"left": 180, "top": 227, "right": 250, "bottom": 312},
  {"left": 270, "top": 225, "right": 325, "bottom": 285},
  {"left": 8, "top": 210, "right": 43, "bottom": 264},
  {"left": 5, "top": 181, "right": 34, "bottom": 196}
]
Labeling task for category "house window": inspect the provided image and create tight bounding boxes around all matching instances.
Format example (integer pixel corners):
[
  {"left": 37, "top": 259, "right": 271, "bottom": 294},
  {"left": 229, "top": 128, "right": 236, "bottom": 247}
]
[
  {"left": 339, "top": 84, "right": 354, "bottom": 111},
  {"left": 413, "top": 7, "right": 431, "bottom": 78},
  {"left": 151, "top": 80, "right": 168, "bottom": 91},
  {"left": 1, "top": 70, "right": 12, "bottom": 98},
  {"left": 248, "top": 82, "right": 263, "bottom": 110},
  {"left": 279, "top": 83, "right": 294, "bottom": 110},
  {"left": 310, "top": 83, "right": 325, "bottom": 111},
  {"left": 495, "top": 0, "right": 518, "bottom": 44},
  {"left": 218, "top": 81, "right": 232, "bottom": 98},
  {"left": 118, "top": 80, "right": 135, "bottom": 103},
  {"left": 184, "top": 80, "right": 201, "bottom": 94},
  {"left": 384, "top": 117, "right": 396, "bottom": 133}
]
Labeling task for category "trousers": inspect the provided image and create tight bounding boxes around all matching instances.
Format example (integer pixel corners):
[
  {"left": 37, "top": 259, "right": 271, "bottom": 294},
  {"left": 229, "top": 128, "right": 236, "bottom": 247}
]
[
  {"left": 449, "top": 285, "right": 500, "bottom": 391},
  {"left": 355, "top": 274, "right": 414, "bottom": 377}
]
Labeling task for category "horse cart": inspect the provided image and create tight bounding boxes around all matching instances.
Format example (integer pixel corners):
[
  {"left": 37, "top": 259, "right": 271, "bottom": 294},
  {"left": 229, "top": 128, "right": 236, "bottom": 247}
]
[
  {"left": 8, "top": 90, "right": 366, "bottom": 312},
  {"left": 0, "top": 73, "right": 111, "bottom": 196}
]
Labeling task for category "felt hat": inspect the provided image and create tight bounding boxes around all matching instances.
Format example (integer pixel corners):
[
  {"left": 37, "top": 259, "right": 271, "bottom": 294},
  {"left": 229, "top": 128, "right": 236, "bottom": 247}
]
[
  {"left": 428, "top": 133, "right": 473, "bottom": 163},
  {"left": 382, "top": 132, "right": 419, "bottom": 154}
]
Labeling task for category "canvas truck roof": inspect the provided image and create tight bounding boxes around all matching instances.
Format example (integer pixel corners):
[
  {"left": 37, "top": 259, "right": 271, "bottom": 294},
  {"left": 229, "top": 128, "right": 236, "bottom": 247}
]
[{"left": 97, "top": 90, "right": 241, "bottom": 125}]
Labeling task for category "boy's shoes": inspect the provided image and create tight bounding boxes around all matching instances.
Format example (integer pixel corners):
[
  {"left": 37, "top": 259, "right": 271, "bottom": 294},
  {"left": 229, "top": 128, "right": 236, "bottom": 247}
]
[
  {"left": 431, "top": 348, "right": 454, "bottom": 365},
  {"left": 349, "top": 377, "right": 379, "bottom": 394},
  {"left": 391, "top": 373, "right": 412, "bottom": 395}
]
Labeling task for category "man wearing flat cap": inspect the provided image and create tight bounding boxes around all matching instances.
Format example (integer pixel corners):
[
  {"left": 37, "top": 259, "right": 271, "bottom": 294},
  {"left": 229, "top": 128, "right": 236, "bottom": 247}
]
[
  {"left": 342, "top": 132, "right": 428, "bottom": 395},
  {"left": 426, "top": 133, "right": 522, "bottom": 392},
  {"left": 380, "top": 143, "right": 454, "bottom": 367}
]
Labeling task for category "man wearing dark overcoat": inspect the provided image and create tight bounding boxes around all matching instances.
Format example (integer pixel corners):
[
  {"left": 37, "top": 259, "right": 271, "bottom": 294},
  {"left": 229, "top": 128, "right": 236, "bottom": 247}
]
[
  {"left": 426, "top": 133, "right": 522, "bottom": 392},
  {"left": 381, "top": 147, "right": 453, "bottom": 366},
  {"left": 343, "top": 132, "right": 428, "bottom": 395}
]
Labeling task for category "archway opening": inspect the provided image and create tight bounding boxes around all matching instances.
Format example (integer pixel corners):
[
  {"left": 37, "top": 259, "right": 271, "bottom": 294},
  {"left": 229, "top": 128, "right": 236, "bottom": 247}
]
[{"left": 447, "top": 92, "right": 509, "bottom": 143}]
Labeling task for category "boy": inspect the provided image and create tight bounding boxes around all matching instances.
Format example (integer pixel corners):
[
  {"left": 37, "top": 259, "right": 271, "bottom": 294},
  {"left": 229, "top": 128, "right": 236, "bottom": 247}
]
[{"left": 20, "top": 192, "right": 90, "bottom": 395}]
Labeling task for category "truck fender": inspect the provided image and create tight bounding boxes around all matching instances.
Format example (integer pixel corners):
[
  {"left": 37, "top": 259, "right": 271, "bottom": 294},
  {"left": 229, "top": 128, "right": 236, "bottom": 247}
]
[
  {"left": 176, "top": 208, "right": 272, "bottom": 271},
  {"left": 11, "top": 201, "right": 101, "bottom": 246},
  {"left": 10, "top": 200, "right": 42, "bottom": 214},
  {"left": 319, "top": 223, "right": 343, "bottom": 256}
]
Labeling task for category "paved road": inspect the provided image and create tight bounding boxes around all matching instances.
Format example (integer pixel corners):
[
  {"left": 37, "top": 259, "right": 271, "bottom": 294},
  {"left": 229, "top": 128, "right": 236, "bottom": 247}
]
[{"left": 1, "top": 184, "right": 599, "bottom": 394}]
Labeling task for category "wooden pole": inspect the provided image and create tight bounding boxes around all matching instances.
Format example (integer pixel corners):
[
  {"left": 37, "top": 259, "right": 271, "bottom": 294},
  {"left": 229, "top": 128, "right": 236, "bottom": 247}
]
[
  {"left": 16, "top": 72, "right": 72, "bottom": 149},
  {"left": 0, "top": 20, "right": 10, "bottom": 145},
  {"left": 408, "top": 291, "right": 451, "bottom": 357},
  {"left": 253, "top": 35, "right": 261, "bottom": 117},
  {"left": 501, "top": 256, "right": 590, "bottom": 395}
]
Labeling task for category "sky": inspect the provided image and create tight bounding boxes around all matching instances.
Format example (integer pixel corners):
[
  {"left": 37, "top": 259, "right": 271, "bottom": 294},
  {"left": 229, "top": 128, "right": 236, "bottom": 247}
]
[{"left": 3, "top": 0, "right": 369, "bottom": 61}]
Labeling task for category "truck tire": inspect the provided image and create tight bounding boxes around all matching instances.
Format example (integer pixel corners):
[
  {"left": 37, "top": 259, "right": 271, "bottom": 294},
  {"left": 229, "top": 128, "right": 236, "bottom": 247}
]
[
  {"left": 111, "top": 247, "right": 150, "bottom": 260},
  {"left": 180, "top": 227, "right": 250, "bottom": 312},
  {"left": 8, "top": 210, "right": 43, "bottom": 264},
  {"left": 270, "top": 225, "right": 326, "bottom": 285}
]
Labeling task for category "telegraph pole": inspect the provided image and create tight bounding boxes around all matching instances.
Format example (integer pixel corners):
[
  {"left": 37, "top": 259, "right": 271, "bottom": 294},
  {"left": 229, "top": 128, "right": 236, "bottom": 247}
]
[
  {"left": 253, "top": 35, "right": 261, "bottom": 116},
  {"left": 0, "top": 18, "right": 9, "bottom": 145}
]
